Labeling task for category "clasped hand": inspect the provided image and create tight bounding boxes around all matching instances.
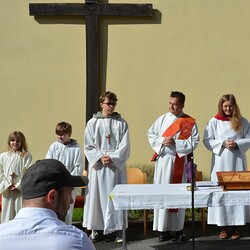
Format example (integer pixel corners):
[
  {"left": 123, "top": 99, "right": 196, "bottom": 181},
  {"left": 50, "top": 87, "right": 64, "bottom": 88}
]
[
  {"left": 162, "top": 136, "right": 175, "bottom": 146},
  {"left": 224, "top": 139, "right": 237, "bottom": 150},
  {"left": 8, "top": 184, "right": 17, "bottom": 191},
  {"left": 101, "top": 155, "right": 112, "bottom": 165}
]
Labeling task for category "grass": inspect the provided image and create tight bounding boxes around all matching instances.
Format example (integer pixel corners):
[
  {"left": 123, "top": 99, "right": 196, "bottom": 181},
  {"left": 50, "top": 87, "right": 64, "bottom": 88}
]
[
  {"left": 185, "top": 208, "right": 207, "bottom": 221},
  {"left": 73, "top": 208, "right": 83, "bottom": 222},
  {"left": 128, "top": 208, "right": 206, "bottom": 223},
  {"left": 73, "top": 208, "right": 207, "bottom": 224}
]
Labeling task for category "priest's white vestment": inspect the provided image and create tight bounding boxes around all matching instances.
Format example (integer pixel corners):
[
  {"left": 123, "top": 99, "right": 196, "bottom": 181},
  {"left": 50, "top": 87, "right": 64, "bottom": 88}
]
[
  {"left": 203, "top": 117, "right": 250, "bottom": 226},
  {"left": 0, "top": 151, "right": 32, "bottom": 223},
  {"left": 83, "top": 112, "right": 130, "bottom": 231},
  {"left": 147, "top": 112, "right": 199, "bottom": 232}
]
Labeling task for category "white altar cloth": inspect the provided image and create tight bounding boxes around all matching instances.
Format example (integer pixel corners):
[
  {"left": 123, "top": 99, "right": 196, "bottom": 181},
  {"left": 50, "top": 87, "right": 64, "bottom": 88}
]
[
  {"left": 108, "top": 183, "right": 221, "bottom": 210},
  {"left": 104, "top": 183, "right": 250, "bottom": 235},
  {"left": 104, "top": 183, "right": 221, "bottom": 235}
]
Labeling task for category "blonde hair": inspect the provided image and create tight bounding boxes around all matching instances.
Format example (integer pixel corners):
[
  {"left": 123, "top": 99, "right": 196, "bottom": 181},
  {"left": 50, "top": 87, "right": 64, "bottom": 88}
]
[
  {"left": 7, "top": 131, "right": 28, "bottom": 157},
  {"left": 218, "top": 94, "right": 242, "bottom": 131}
]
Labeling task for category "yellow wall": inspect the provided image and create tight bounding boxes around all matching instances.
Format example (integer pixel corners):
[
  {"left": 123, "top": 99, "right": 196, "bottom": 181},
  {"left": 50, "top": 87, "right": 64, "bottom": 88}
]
[{"left": 1, "top": 0, "right": 250, "bottom": 180}]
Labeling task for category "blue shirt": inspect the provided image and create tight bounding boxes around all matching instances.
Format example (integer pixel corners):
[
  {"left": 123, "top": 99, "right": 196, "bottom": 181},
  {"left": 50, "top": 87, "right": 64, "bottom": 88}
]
[{"left": 0, "top": 207, "right": 95, "bottom": 250}]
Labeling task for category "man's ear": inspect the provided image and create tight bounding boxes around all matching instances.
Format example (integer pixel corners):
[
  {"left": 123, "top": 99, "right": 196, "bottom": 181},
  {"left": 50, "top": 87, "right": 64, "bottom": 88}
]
[{"left": 46, "top": 189, "right": 58, "bottom": 205}]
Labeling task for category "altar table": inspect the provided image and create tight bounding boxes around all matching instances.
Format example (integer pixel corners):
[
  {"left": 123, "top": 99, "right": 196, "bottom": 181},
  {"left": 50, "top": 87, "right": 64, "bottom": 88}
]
[{"left": 104, "top": 182, "right": 250, "bottom": 249}]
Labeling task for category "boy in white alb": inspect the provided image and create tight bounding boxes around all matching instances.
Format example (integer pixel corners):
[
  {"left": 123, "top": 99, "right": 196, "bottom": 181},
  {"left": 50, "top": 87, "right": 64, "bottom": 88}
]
[
  {"left": 83, "top": 91, "right": 130, "bottom": 243},
  {"left": 46, "top": 122, "right": 84, "bottom": 225}
]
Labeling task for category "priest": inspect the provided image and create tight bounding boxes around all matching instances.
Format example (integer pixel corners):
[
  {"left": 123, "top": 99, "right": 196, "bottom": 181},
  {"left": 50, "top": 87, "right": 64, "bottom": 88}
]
[{"left": 147, "top": 91, "right": 199, "bottom": 242}]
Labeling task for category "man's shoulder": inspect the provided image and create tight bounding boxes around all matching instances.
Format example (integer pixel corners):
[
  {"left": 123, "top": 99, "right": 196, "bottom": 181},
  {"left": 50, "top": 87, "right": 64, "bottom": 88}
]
[
  {"left": 181, "top": 114, "right": 196, "bottom": 123},
  {"left": 51, "top": 224, "right": 86, "bottom": 238},
  {"left": 156, "top": 112, "right": 170, "bottom": 120},
  {"left": 0, "top": 219, "right": 84, "bottom": 236},
  {"left": 0, "top": 217, "right": 89, "bottom": 249},
  {"left": 182, "top": 113, "right": 195, "bottom": 119},
  {"left": 0, "top": 228, "right": 89, "bottom": 250}
]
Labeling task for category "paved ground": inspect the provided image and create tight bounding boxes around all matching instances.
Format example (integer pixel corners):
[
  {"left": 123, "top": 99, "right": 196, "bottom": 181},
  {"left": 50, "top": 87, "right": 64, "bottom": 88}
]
[{"left": 75, "top": 221, "right": 250, "bottom": 250}]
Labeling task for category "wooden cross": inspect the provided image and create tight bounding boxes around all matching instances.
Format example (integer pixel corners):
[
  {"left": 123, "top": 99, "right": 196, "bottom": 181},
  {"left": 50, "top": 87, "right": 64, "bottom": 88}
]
[{"left": 29, "top": 0, "right": 153, "bottom": 122}]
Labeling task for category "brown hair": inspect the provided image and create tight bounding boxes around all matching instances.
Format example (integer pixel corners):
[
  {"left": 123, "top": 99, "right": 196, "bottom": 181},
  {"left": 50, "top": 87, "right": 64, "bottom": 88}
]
[
  {"left": 218, "top": 94, "right": 242, "bottom": 131},
  {"left": 99, "top": 91, "right": 118, "bottom": 103},
  {"left": 8, "top": 131, "right": 28, "bottom": 157},
  {"left": 55, "top": 122, "right": 72, "bottom": 136}
]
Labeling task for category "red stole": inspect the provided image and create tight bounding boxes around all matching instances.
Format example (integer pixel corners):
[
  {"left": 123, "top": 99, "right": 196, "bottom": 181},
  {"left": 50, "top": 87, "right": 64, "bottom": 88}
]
[
  {"left": 151, "top": 114, "right": 196, "bottom": 183},
  {"left": 214, "top": 113, "right": 231, "bottom": 121}
]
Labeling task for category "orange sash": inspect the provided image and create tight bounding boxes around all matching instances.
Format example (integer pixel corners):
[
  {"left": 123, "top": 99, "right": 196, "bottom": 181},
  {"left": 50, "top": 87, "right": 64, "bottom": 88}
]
[{"left": 151, "top": 114, "right": 195, "bottom": 183}]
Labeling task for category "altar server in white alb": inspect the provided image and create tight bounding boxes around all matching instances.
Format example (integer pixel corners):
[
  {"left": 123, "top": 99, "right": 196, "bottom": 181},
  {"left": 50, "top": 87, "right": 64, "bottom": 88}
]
[
  {"left": 0, "top": 131, "right": 32, "bottom": 223},
  {"left": 147, "top": 91, "right": 199, "bottom": 242},
  {"left": 46, "top": 122, "right": 84, "bottom": 225},
  {"left": 203, "top": 94, "right": 250, "bottom": 240},
  {"left": 83, "top": 91, "right": 130, "bottom": 243}
]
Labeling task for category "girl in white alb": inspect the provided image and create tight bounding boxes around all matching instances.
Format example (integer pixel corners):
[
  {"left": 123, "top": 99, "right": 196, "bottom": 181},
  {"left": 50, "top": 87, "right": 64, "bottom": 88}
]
[
  {"left": 0, "top": 131, "right": 32, "bottom": 223},
  {"left": 203, "top": 94, "right": 250, "bottom": 240}
]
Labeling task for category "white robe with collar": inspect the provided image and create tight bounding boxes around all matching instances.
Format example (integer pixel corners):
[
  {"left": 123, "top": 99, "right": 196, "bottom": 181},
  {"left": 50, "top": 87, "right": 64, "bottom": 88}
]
[
  {"left": 203, "top": 116, "right": 250, "bottom": 226},
  {"left": 83, "top": 114, "right": 130, "bottom": 231},
  {"left": 46, "top": 139, "right": 84, "bottom": 225},
  {"left": 0, "top": 151, "right": 32, "bottom": 223},
  {"left": 147, "top": 112, "right": 200, "bottom": 231}
]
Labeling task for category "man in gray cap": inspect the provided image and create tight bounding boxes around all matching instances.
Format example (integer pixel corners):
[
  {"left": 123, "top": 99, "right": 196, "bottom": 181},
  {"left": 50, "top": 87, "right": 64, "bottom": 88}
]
[{"left": 0, "top": 159, "right": 95, "bottom": 250}]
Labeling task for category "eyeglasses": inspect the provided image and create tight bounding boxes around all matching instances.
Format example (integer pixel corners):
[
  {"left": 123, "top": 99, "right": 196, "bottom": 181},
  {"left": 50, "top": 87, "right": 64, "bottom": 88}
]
[{"left": 103, "top": 102, "right": 117, "bottom": 106}]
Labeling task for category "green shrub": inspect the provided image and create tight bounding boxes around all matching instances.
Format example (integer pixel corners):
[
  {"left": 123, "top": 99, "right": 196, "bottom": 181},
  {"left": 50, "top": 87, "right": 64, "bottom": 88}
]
[{"left": 73, "top": 208, "right": 83, "bottom": 222}]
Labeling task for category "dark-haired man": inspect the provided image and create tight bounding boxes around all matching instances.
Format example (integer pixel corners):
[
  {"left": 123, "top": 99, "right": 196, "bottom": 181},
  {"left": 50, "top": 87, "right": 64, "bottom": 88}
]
[
  {"left": 0, "top": 159, "right": 95, "bottom": 250},
  {"left": 147, "top": 91, "right": 199, "bottom": 242}
]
